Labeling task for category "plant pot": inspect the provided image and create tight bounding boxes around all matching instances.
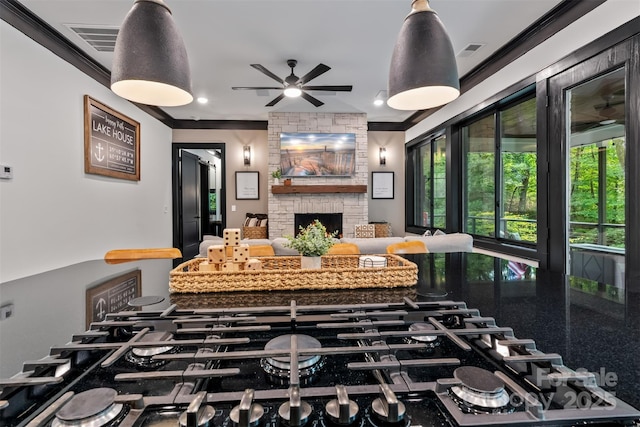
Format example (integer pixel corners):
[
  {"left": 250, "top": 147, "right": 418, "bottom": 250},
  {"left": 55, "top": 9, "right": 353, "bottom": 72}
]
[
  {"left": 273, "top": 178, "right": 280, "bottom": 185},
  {"left": 284, "top": 178, "right": 292, "bottom": 186},
  {"left": 300, "top": 256, "right": 322, "bottom": 269}
]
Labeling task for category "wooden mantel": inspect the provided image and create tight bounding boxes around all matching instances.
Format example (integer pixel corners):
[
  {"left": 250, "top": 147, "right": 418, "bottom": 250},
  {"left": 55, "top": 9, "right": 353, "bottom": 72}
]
[{"left": 271, "top": 184, "right": 367, "bottom": 194}]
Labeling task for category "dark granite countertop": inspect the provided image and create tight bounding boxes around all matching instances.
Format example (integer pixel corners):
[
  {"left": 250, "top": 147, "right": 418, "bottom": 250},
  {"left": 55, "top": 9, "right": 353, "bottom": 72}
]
[{"left": 1, "top": 253, "right": 638, "bottom": 409}]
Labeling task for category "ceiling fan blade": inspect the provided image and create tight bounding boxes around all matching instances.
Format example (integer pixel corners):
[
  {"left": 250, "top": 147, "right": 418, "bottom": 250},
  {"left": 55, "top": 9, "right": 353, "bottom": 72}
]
[
  {"left": 297, "top": 64, "right": 331, "bottom": 85},
  {"left": 593, "top": 99, "right": 625, "bottom": 109},
  {"left": 232, "top": 86, "right": 282, "bottom": 90},
  {"left": 302, "top": 85, "right": 353, "bottom": 92},
  {"left": 266, "top": 93, "right": 286, "bottom": 107},
  {"left": 301, "top": 91, "right": 324, "bottom": 107},
  {"left": 250, "top": 64, "right": 285, "bottom": 84}
]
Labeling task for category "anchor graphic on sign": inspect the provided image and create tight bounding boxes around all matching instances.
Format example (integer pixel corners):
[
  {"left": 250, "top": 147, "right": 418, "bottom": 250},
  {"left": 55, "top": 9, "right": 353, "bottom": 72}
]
[
  {"left": 94, "top": 143, "right": 105, "bottom": 162},
  {"left": 95, "top": 298, "right": 106, "bottom": 320}
]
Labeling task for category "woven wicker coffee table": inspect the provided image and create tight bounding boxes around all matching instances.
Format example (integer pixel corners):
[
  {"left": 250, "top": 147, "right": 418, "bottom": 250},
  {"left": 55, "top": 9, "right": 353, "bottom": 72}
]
[{"left": 169, "top": 254, "right": 417, "bottom": 293}]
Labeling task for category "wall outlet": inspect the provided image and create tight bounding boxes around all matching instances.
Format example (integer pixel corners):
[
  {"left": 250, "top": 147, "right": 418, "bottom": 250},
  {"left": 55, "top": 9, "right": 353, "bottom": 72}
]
[
  {"left": 232, "top": 205, "right": 237, "bottom": 212},
  {"left": 0, "top": 164, "right": 12, "bottom": 179},
  {"left": 0, "top": 304, "right": 14, "bottom": 320}
]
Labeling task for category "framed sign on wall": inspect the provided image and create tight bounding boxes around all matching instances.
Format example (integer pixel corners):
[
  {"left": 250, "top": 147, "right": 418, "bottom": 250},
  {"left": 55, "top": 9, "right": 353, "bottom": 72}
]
[
  {"left": 84, "top": 95, "right": 140, "bottom": 181},
  {"left": 85, "top": 270, "right": 141, "bottom": 328},
  {"left": 235, "top": 171, "right": 259, "bottom": 200},
  {"left": 372, "top": 171, "right": 394, "bottom": 199}
]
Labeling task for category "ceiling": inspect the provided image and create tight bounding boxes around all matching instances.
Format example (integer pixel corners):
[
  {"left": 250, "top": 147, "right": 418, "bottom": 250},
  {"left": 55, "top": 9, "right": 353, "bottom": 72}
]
[{"left": 17, "top": 0, "right": 566, "bottom": 124}]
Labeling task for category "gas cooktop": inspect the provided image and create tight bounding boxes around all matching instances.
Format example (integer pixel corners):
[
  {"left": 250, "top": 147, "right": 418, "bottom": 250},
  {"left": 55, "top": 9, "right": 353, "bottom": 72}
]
[{"left": 1, "top": 298, "right": 639, "bottom": 427}]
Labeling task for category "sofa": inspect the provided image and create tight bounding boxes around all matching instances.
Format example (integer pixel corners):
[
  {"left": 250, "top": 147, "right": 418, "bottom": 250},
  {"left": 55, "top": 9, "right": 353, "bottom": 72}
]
[{"left": 198, "top": 233, "right": 473, "bottom": 258}]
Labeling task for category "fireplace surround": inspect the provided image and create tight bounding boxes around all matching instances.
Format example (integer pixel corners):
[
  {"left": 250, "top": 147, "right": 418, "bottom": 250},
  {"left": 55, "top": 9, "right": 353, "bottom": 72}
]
[
  {"left": 294, "top": 213, "right": 343, "bottom": 238},
  {"left": 267, "top": 112, "right": 369, "bottom": 239}
]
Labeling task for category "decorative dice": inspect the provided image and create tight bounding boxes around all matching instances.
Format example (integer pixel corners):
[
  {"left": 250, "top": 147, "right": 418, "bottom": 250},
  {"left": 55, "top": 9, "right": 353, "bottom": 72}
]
[
  {"left": 199, "top": 261, "right": 219, "bottom": 272},
  {"left": 224, "top": 228, "right": 241, "bottom": 247},
  {"left": 221, "top": 261, "right": 241, "bottom": 272},
  {"left": 233, "top": 244, "right": 250, "bottom": 263},
  {"left": 207, "top": 245, "right": 226, "bottom": 264},
  {"left": 245, "top": 259, "right": 263, "bottom": 271}
]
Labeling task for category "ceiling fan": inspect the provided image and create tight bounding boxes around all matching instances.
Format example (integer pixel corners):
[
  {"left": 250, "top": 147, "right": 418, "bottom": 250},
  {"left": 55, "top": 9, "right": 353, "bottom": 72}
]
[{"left": 232, "top": 59, "right": 352, "bottom": 107}]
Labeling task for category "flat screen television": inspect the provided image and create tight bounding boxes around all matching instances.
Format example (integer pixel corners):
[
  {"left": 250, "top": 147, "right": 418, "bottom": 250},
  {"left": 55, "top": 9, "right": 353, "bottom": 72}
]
[{"left": 280, "top": 132, "right": 356, "bottom": 177}]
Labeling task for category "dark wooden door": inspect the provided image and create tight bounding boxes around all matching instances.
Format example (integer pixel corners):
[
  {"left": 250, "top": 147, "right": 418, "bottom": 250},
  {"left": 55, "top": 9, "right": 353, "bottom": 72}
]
[{"left": 180, "top": 151, "right": 201, "bottom": 260}]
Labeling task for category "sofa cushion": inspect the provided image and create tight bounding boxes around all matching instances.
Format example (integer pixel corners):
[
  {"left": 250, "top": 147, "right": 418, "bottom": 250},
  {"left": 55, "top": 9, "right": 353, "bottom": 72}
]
[
  {"left": 271, "top": 237, "right": 302, "bottom": 255},
  {"left": 404, "top": 233, "right": 473, "bottom": 253},
  {"left": 340, "top": 237, "right": 404, "bottom": 254}
]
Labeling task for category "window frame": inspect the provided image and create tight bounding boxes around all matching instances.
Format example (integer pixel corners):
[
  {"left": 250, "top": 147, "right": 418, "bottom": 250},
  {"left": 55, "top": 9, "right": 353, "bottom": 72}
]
[
  {"left": 405, "top": 130, "right": 447, "bottom": 234},
  {"left": 460, "top": 88, "right": 538, "bottom": 250}
]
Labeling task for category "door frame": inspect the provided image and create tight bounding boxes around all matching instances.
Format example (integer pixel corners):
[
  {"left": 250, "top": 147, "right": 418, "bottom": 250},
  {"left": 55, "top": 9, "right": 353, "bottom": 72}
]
[
  {"left": 546, "top": 35, "right": 639, "bottom": 288},
  {"left": 172, "top": 143, "right": 226, "bottom": 263}
]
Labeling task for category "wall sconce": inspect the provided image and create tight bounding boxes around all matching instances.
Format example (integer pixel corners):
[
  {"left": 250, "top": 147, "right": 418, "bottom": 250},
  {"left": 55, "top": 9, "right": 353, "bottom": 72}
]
[
  {"left": 243, "top": 146, "right": 251, "bottom": 165},
  {"left": 379, "top": 147, "right": 387, "bottom": 165},
  {"left": 111, "top": 0, "right": 193, "bottom": 107},
  {"left": 387, "top": 0, "right": 460, "bottom": 110}
]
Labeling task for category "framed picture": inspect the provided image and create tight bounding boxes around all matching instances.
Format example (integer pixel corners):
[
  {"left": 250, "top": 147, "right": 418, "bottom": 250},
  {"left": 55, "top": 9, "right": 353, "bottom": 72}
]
[
  {"left": 235, "top": 171, "right": 259, "bottom": 200},
  {"left": 371, "top": 171, "right": 394, "bottom": 199},
  {"left": 84, "top": 95, "right": 140, "bottom": 181},
  {"left": 85, "top": 270, "right": 141, "bottom": 328},
  {"left": 279, "top": 132, "right": 356, "bottom": 177}
]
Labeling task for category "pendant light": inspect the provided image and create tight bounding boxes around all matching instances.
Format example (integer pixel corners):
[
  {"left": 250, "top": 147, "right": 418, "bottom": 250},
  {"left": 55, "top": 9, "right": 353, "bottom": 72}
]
[
  {"left": 111, "top": 0, "right": 193, "bottom": 107},
  {"left": 387, "top": 0, "right": 459, "bottom": 111}
]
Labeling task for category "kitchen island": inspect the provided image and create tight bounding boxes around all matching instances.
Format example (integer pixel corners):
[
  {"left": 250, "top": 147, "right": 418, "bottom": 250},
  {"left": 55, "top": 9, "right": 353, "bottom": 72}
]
[{"left": 0, "top": 252, "right": 638, "bottom": 426}]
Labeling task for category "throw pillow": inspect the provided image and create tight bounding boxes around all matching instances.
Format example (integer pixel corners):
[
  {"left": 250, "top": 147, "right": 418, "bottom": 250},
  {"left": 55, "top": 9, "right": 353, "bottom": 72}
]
[
  {"left": 422, "top": 230, "right": 432, "bottom": 237},
  {"left": 434, "top": 229, "right": 446, "bottom": 236}
]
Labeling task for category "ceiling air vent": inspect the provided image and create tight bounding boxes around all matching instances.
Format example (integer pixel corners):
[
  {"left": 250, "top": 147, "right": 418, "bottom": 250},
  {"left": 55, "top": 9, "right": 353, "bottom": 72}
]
[
  {"left": 65, "top": 24, "right": 119, "bottom": 52},
  {"left": 457, "top": 43, "right": 485, "bottom": 58}
]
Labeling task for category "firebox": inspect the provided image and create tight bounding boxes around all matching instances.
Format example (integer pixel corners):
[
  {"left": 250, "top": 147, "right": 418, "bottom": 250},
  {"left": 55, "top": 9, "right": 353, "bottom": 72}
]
[{"left": 294, "top": 213, "right": 343, "bottom": 237}]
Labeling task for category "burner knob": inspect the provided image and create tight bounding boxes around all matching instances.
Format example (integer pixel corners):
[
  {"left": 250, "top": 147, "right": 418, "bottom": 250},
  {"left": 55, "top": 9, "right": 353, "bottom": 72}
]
[
  {"left": 230, "top": 389, "right": 264, "bottom": 427},
  {"left": 371, "top": 384, "right": 405, "bottom": 424},
  {"left": 278, "top": 385, "right": 312, "bottom": 427},
  {"left": 325, "top": 385, "right": 359, "bottom": 425},
  {"left": 179, "top": 391, "right": 215, "bottom": 427}
]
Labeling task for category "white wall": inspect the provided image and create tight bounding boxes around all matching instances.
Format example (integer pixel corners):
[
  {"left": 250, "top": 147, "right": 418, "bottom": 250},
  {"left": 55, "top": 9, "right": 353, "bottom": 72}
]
[
  {"left": 0, "top": 22, "right": 174, "bottom": 282},
  {"left": 172, "top": 129, "right": 269, "bottom": 229},
  {"left": 368, "top": 131, "right": 405, "bottom": 236},
  {"left": 406, "top": 0, "right": 640, "bottom": 142},
  {"left": 173, "top": 128, "right": 408, "bottom": 235}
]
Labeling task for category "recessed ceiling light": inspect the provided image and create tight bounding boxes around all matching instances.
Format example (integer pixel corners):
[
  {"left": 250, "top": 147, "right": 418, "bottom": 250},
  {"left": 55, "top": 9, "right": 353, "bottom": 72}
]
[
  {"left": 197, "top": 97, "right": 208, "bottom": 104},
  {"left": 374, "top": 90, "right": 387, "bottom": 106}
]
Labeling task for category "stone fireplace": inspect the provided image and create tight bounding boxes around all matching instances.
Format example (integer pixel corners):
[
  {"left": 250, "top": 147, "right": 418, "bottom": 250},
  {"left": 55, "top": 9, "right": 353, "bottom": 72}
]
[
  {"left": 294, "top": 213, "right": 343, "bottom": 237},
  {"left": 267, "top": 112, "right": 368, "bottom": 238}
]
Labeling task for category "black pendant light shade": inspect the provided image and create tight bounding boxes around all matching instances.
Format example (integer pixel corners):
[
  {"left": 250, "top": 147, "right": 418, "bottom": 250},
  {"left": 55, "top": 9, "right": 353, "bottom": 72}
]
[
  {"left": 388, "top": 0, "right": 459, "bottom": 111},
  {"left": 111, "top": 0, "right": 193, "bottom": 107}
]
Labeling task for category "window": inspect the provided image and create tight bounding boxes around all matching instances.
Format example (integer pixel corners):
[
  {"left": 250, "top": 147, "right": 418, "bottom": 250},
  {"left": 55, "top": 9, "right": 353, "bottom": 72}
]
[
  {"left": 463, "top": 95, "right": 537, "bottom": 244},
  {"left": 407, "top": 134, "right": 446, "bottom": 230},
  {"left": 567, "top": 67, "right": 625, "bottom": 251}
]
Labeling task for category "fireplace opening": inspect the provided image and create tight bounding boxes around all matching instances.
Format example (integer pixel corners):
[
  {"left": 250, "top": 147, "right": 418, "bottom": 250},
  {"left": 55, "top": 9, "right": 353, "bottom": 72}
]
[{"left": 294, "top": 213, "right": 343, "bottom": 238}]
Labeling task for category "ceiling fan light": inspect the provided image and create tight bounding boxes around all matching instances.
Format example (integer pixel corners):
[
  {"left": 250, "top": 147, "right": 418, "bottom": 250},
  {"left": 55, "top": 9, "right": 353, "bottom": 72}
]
[
  {"left": 388, "top": 0, "right": 460, "bottom": 111},
  {"left": 599, "top": 119, "right": 616, "bottom": 125},
  {"left": 111, "top": 0, "right": 193, "bottom": 107},
  {"left": 284, "top": 86, "right": 302, "bottom": 98}
]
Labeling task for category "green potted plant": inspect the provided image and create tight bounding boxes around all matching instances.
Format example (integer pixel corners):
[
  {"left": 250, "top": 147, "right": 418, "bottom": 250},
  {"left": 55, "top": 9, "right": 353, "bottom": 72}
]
[
  {"left": 285, "top": 220, "right": 337, "bottom": 269},
  {"left": 271, "top": 168, "right": 282, "bottom": 185}
]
